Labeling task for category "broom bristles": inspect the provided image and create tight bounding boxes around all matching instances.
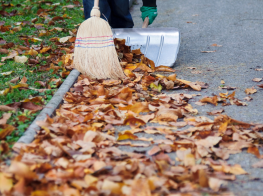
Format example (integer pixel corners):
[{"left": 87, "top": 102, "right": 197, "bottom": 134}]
[{"left": 73, "top": 6, "right": 126, "bottom": 80}]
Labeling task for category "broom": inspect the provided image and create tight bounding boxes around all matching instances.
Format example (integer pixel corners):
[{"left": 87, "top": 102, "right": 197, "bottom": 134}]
[{"left": 73, "top": 0, "right": 126, "bottom": 79}]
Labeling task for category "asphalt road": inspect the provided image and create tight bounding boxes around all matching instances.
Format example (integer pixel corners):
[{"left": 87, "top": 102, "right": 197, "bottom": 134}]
[{"left": 127, "top": 0, "right": 263, "bottom": 195}]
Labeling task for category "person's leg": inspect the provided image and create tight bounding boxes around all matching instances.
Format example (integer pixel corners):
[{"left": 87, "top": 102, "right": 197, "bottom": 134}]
[
  {"left": 108, "top": 0, "right": 134, "bottom": 28},
  {"left": 82, "top": 0, "right": 111, "bottom": 21}
]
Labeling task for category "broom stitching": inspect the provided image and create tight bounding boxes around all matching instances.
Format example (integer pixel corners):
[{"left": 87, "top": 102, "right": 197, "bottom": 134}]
[
  {"left": 75, "top": 41, "right": 114, "bottom": 45},
  {"left": 77, "top": 35, "right": 113, "bottom": 39},
  {"left": 75, "top": 38, "right": 113, "bottom": 42},
  {"left": 75, "top": 44, "right": 114, "bottom": 48}
]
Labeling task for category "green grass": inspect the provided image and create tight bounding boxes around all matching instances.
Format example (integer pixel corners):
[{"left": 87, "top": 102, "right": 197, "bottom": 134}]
[{"left": 0, "top": 0, "right": 84, "bottom": 154}]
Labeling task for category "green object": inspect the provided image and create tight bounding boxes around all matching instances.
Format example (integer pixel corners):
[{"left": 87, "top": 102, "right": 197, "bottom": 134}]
[{"left": 140, "top": 6, "right": 158, "bottom": 25}]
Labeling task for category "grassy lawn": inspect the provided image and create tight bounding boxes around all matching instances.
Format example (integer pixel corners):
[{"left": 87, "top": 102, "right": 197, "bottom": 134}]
[{"left": 0, "top": 0, "right": 83, "bottom": 157}]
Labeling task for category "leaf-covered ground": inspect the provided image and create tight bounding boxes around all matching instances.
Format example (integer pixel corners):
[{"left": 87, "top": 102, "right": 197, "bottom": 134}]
[
  {"left": 1, "top": 35, "right": 263, "bottom": 195},
  {"left": 1, "top": 0, "right": 263, "bottom": 195},
  {"left": 0, "top": 0, "right": 83, "bottom": 154}
]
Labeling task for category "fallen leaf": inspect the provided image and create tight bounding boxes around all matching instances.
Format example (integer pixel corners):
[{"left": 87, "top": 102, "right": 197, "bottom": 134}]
[
  {"left": 209, "top": 177, "right": 225, "bottom": 192},
  {"left": 247, "top": 146, "right": 260, "bottom": 158},
  {"left": 21, "top": 102, "right": 42, "bottom": 111},
  {"left": 252, "top": 78, "right": 262, "bottom": 82},
  {"left": 200, "top": 96, "right": 218, "bottom": 106},
  {"left": 0, "top": 173, "right": 13, "bottom": 193},
  {"left": 8, "top": 161, "right": 38, "bottom": 179},
  {"left": 245, "top": 87, "right": 257, "bottom": 95},
  {"left": 117, "top": 131, "right": 138, "bottom": 141},
  {"left": 207, "top": 109, "right": 224, "bottom": 115},
  {"left": 1, "top": 50, "right": 18, "bottom": 62},
  {"left": 40, "top": 46, "right": 51, "bottom": 53},
  {"left": 19, "top": 76, "right": 27, "bottom": 84},
  {"left": 0, "top": 113, "right": 12, "bottom": 125},
  {"left": 63, "top": 5, "right": 75, "bottom": 8},
  {"left": 155, "top": 65, "right": 175, "bottom": 72},
  {"left": 0, "top": 105, "right": 15, "bottom": 112},
  {"left": 244, "top": 96, "right": 253, "bottom": 101},
  {"left": 0, "top": 71, "right": 13, "bottom": 76},
  {"left": 59, "top": 36, "right": 72, "bottom": 43},
  {"left": 148, "top": 146, "right": 161, "bottom": 156},
  {"left": 0, "top": 125, "right": 16, "bottom": 139},
  {"left": 211, "top": 43, "right": 222, "bottom": 47},
  {"left": 9, "top": 77, "right": 20, "bottom": 83}
]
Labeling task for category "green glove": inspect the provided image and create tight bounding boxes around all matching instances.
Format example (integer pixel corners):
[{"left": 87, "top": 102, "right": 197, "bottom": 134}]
[{"left": 140, "top": 6, "right": 158, "bottom": 25}]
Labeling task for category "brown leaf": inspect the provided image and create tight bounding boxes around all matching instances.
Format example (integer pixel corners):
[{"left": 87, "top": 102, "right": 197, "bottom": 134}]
[
  {"left": 1, "top": 50, "right": 18, "bottom": 62},
  {"left": 252, "top": 78, "right": 262, "bottom": 82},
  {"left": 0, "top": 105, "right": 15, "bottom": 112},
  {"left": 0, "top": 48, "right": 8, "bottom": 54},
  {"left": 0, "top": 125, "right": 16, "bottom": 139},
  {"left": 207, "top": 109, "right": 224, "bottom": 115},
  {"left": 245, "top": 87, "right": 257, "bottom": 95},
  {"left": 0, "top": 173, "right": 13, "bottom": 193},
  {"left": 40, "top": 46, "right": 51, "bottom": 53},
  {"left": 52, "top": 16, "right": 64, "bottom": 21},
  {"left": 0, "top": 113, "right": 12, "bottom": 125},
  {"left": 148, "top": 145, "right": 161, "bottom": 156},
  {"left": 21, "top": 102, "right": 43, "bottom": 111},
  {"left": 19, "top": 76, "right": 27, "bottom": 84},
  {"left": 8, "top": 162, "right": 38, "bottom": 179},
  {"left": 155, "top": 65, "right": 175, "bottom": 72},
  {"left": 9, "top": 77, "right": 20, "bottom": 83},
  {"left": 195, "top": 136, "right": 222, "bottom": 148},
  {"left": 119, "top": 102, "right": 149, "bottom": 114},
  {"left": 247, "top": 146, "right": 260, "bottom": 158},
  {"left": 257, "top": 84, "right": 263, "bottom": 88},
  {"left": 130, "top": 178, "right": 152, "bottom": 196},
  {"left": 200, "top": 96, "right": 218, "bottom": 106},
  {"left": 209, "top": 177, "right": 225, "bottom": 192},
  {"left": 211, "top": 43, "right": 222, "bottom": 47}
]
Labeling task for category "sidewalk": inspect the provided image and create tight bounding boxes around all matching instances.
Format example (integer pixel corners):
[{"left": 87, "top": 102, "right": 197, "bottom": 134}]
[{"left": 130, "top": 1, "right": 263, "bottom": 195}]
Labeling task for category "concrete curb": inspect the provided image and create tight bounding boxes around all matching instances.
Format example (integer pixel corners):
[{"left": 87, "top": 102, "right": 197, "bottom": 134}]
[{"left": 17, "top": 69, "right": 80, "bottom": 144}]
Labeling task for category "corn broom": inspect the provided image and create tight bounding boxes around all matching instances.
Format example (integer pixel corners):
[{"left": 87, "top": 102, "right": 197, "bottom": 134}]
[{"left": 73, "top": 0, "right": 125, "bottom": 79}]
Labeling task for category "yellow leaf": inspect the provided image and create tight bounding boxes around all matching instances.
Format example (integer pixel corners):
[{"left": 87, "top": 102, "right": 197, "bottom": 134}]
[
  {"left": 0, "top": 125, "right": 16, "bottom": 139},
  {"left": 40, "top": 47, "right": 51, "bottom": 53},
  {"left": 12, "top": 83, "right": 28, "bottom": 89},
  {"left": 117, "top": 131, "right": 138, "bottom": 141},
  {"left": 0, "top": 173, "right": 13, "bottom": 193}
]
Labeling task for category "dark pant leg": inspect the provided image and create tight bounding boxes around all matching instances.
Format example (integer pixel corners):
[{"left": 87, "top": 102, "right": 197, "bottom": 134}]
[
  {"left": 83, "top": 0, "right": 111, "bottom": 22},
  {"left": 108, "top": 0, "right": 134, "bottom": 28}
]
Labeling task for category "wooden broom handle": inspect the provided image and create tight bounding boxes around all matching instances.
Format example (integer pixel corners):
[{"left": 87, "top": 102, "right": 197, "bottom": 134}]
[
  {"left": 142, "top": 17, "right": 149, "bottom": 28},
  {"left": 94, "top": 0, "right": 99, "bottom": 7}
]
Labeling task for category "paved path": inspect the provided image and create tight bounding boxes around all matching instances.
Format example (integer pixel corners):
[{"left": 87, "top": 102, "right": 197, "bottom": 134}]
[{"left": 129, "top": 0, "right": 263, "bottom": 195}]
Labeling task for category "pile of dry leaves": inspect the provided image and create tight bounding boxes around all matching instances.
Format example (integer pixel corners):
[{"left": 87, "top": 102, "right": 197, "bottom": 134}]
[{"left": 0, "top": 39, "right": 263, "bottom": 196}]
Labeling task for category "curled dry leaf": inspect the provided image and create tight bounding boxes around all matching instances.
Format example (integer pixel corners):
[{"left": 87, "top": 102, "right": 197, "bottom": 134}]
[
  {"left": 117, "top": 131, "right": 138, "bottom": 141},
  {"left": 155, "top": 65, "right": 175, "bottom": 72},
  {"left": 1, "top": 50, "right": 18, "bottom": 62},
  {"left": 0, "top": 113, "right": 12, "bottom": 125},
  {"left": 252, "top": 78, "right": 262, "bottom": 82},
  {"left": 200, "top": 96, "right": 218, "bottom": 106},
  {"left": 0, "top": 105, "right": 15, "bottom": 112},
  {"left": 245, "top": 87, "right": 257, "bottom": 95},
  {"left": 207, "top": 109, "right": 224, "bottom": 115}
]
